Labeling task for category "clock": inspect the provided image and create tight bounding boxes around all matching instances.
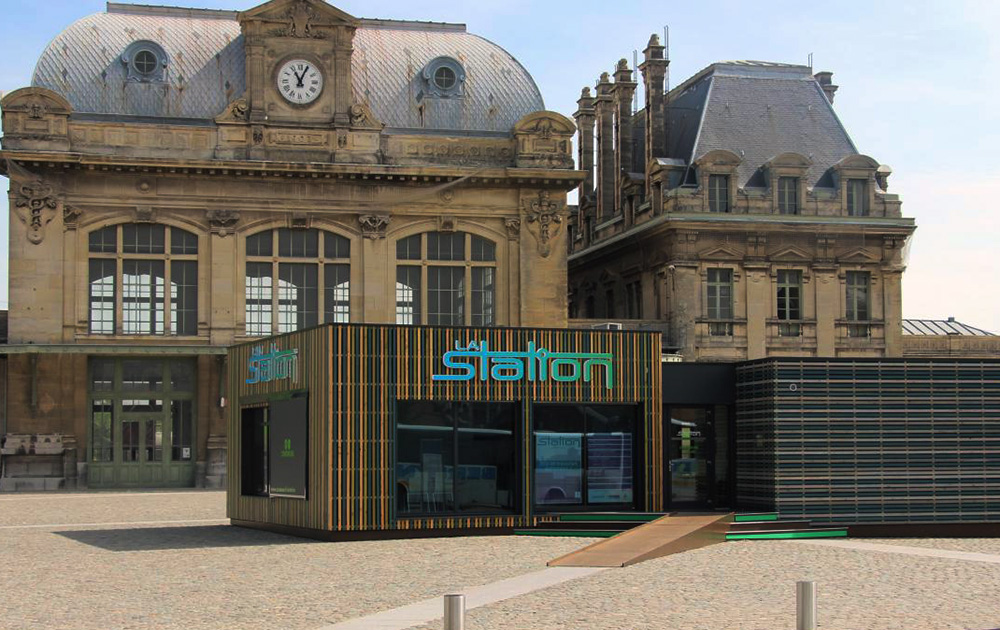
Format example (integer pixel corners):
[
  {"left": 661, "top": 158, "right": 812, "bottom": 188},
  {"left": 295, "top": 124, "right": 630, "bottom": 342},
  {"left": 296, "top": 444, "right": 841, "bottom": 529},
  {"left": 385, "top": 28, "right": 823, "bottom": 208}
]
[{"left": 276, "top": 59, "right": 324, "bottom": 105}]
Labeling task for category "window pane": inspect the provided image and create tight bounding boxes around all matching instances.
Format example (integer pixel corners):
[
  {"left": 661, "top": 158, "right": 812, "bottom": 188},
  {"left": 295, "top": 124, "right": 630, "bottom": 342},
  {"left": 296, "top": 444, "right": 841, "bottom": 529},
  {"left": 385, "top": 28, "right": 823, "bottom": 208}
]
[
  {"left": 707, "top": 269, "right": 733, "bottom": 319},
  {"left": 324, "top": 264, "right": 350, "bottom": 324},
  {"left": 778, "top": 177, "right": 798, "bottom": 214},
  {"left": 396, "top": 234, "right": 422, "bottom": 260},
  {"left": 91, "top": 359, "right": 115, "bottom": 392},
  {"left": 278, "top": 228, "right": 318, "bottom": 258},
  {"left": 586, "top": 406, "right": 635, "bottom": 505},
  {"left": 122, "top": 224, "right": 165, "bottom": 254},
  {"left": 471, "top": 236, "right": 495, "bottom": 262},
  {"left": 847, "top": 271, "right": 871, "bottom": 320},
  {"left": 241, "top": 407, "right": 268, "bottom": 497},
  {"left": 396, "top": 266, "right": 421, "bottom": 325},
  {"left": 91, "top": 399, "right": 114, "bottom": 462},
  {"left": 167, "top": 360, "right": 194, "bottom": 393},
  {"left": 170, "top": 260, "right": 198, "bottom": 336},
  {"left": 427, "top": 232, "right": 465, "bottom": 261},
  {"left": 534, "top": 405, "right": 584, "bottom": 506},
  {"left": 170, "top": 227, "right": 198, "bottom": 255},
  {"left": 245, "top": 262, "right": 273, "bottom": 337},
  {"left": 456, "top": 402, "right": 516, "bottom": 514},
  {"left": 471, "top": 267, "right": 494, "bottom": 327},
  {"left": 777, "top": 270, "right": 801, "bottom": 320},
  {"left": 123, "top": 259, "right": 165, "bottom": 335},
  {"left": 122, "top": 420, "right": 140, "bottom": 463},
  {"left": 171, "top": 400, "right": 193, "bottom": 461},
  {"left": 145, "top": 417, "right": 163, "bottom": 462},
  {"left": 427, "top": 266, "right": 464, "bottom": 325},
  {"left": 847, "top": 179, "right": 868, "bottom": 216},
  {"left": 246, "top": 231, "right": 273, "bottom": 257},
  {"left": 121, "top": 361, "right": 164, "bottom": 392},
  {"left": 278, "top": 263, "right": 318, "bottom": 333},
  {"left": 89, "top": 226, "right": 117, "bottom": 253},
  {"left": 708, "top": 175, "right": 729, "bottom": 213},
  {"left": 324, "top": 232, "right": 350, "bottom": 259},
  {"left": 397, "top": 400, "right": 455, "bottom": 514},
  {"left": 89, "top": 259, "right": 116, "bottom": 334}
]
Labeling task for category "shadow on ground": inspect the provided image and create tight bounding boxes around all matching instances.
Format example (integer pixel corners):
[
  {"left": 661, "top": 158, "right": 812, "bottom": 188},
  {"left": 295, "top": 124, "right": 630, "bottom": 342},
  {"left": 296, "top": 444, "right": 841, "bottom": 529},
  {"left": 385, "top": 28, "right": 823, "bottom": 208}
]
[{"left": 56, "top": 525, "right": 314, "bottom": 551}]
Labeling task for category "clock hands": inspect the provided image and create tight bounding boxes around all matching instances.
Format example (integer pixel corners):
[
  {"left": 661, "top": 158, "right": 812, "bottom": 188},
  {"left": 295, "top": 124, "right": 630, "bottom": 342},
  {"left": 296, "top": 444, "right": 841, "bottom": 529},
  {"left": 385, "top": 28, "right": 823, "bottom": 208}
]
[{"left": 292, "top": 66, "right": 310, "bottom": 88}]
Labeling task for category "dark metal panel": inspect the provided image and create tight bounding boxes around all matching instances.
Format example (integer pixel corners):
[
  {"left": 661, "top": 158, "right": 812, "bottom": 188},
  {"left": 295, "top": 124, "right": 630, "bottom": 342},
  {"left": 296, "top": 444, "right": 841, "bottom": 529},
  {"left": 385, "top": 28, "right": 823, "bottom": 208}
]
[{"left": 662, "top": 362, "right": 736, "bottom": 405}]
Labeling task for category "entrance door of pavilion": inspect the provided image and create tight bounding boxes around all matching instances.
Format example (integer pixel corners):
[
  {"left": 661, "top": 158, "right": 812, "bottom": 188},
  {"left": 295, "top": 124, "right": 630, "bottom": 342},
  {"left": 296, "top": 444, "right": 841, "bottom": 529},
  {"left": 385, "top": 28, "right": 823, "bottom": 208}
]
[{"left": 88, "top": 358, "right": 196, "bottom": 488}]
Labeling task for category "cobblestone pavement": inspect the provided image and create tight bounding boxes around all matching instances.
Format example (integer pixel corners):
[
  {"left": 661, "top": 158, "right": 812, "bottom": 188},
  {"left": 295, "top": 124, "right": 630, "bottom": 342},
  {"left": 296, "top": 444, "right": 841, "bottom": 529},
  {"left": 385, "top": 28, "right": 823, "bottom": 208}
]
[
  {"left": 410, "top": 539, "right": 1000, "bottom": 630},
  {"left": 0, "top": 491, "right": 592, "bottom": 630}
]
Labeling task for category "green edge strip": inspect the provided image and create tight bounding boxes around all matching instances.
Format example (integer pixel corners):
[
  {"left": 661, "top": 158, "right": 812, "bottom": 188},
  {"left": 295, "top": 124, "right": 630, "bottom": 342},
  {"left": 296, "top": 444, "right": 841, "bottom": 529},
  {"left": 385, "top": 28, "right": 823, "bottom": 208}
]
[
  {"left": 734, "top": 513, "right": 780, "bottom": 522},
  {"left": 727, "top": 530, "right": 848, "bottom": 540},
  {"left": 513, "top": 530, "right": 619, "bottom": 538},
  {"left": 559, "top": 513, "right": 663, "bottom": 522}
]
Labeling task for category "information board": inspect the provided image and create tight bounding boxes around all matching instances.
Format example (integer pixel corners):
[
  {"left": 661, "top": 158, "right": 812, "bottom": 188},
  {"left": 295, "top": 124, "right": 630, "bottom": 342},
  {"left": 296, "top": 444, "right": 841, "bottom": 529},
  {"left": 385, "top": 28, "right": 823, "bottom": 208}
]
[{"left": 268, "top": 395, "right": 308, "bottom": 499}]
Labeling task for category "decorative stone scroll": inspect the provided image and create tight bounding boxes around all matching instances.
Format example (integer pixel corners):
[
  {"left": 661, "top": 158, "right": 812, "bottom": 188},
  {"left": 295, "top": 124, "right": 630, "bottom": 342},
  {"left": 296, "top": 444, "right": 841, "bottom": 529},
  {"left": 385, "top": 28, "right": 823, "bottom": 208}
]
[
  {"left": 349, "top": 102, "right": 383, "bottom": 129},
  {"left": 504, "top": 218, "right": 521, "bottom": 241},
  {"left": 522, "top": 191, "right": 565, "bottom": 257},
  {"left": 359, "top": 214, "right": 390, "bottom": 240}
]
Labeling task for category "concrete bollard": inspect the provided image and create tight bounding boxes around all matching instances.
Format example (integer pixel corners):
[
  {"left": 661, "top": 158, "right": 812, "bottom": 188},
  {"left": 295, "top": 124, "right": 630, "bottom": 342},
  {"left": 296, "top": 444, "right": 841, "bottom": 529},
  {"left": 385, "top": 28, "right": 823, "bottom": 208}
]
[
  {"left": 796, "top": 581, "right": 817, "bottom": 630},
  {"left": 444, "top": 593, "right": 465, "bottom": 630}
]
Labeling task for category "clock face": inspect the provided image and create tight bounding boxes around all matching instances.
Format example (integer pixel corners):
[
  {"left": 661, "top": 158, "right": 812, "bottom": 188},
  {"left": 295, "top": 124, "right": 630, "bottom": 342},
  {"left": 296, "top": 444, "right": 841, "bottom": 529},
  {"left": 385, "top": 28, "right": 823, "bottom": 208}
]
[{"left": 277, "top": 59, "right": 324, "bottom": 105}]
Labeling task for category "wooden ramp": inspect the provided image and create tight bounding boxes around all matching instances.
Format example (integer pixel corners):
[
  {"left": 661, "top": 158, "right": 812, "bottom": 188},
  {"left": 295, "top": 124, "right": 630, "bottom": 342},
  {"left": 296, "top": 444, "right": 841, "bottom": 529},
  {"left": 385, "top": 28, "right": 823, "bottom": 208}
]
[{"left": 547, "top": 513, "right": 733, "bottom": 568}]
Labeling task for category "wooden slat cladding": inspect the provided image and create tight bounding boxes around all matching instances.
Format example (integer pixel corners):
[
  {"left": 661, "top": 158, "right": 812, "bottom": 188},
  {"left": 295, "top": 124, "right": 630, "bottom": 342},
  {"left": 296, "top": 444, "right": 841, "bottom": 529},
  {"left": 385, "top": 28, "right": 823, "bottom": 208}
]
[
  {"left": 228, "top": 324, "right": 662, "bottom": 533},
  {"left": 227, "top": 329, "right": 330, "bottom": 530},
  {"left": 737, "top": 358, "right": 1000, "bottom": 524}
]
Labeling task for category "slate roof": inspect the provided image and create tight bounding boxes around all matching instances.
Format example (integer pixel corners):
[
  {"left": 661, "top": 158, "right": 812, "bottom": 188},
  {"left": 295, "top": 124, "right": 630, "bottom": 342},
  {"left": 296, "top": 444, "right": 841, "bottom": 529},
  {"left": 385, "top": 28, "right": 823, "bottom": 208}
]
[
  {"left": 661, "top": 61, "right": 858, "bottom": 188},
  {"left": 902, "top": 319, "right": 996, "bottom": 336},
  {"left": 30, "top": 2, "right": 544, "bottom": 132}
]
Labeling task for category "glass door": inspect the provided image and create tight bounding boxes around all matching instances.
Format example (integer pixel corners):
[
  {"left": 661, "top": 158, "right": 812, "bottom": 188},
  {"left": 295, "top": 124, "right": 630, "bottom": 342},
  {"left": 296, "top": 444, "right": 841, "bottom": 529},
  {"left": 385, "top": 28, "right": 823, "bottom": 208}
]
[{"left": 667, "top": 407, "right": 714, "bottom": 508}]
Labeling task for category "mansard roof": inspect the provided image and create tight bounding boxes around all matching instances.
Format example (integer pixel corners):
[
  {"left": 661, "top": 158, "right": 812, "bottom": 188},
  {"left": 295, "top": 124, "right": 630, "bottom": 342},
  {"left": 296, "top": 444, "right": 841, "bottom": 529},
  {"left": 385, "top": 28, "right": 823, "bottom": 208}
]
[
  {"left": 662, "top": 61, "right": 858, "bottom": 189},
  {"left": 30, "top": 2, "right": 544, "bottom": 132},
  {"left": 903, "top": 319, "right": 997, "bottom": 336}
]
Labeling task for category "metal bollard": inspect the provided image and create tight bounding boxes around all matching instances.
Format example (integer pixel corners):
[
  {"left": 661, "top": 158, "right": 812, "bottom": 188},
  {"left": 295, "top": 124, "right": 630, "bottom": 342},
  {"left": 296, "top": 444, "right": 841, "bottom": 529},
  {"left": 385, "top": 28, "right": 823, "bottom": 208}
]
[
  {"left": 444, "top": 593, "right": 465, "bottom": 630},
  {"left": 796, "top": 581, "right": 817, "bottom": 630}
]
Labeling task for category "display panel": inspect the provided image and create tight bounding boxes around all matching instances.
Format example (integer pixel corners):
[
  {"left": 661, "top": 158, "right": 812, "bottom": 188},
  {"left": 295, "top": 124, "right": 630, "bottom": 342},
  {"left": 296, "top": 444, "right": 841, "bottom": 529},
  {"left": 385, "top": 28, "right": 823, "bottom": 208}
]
[{"left": 268, "top": 396, "right": 308, "bottom": 499}]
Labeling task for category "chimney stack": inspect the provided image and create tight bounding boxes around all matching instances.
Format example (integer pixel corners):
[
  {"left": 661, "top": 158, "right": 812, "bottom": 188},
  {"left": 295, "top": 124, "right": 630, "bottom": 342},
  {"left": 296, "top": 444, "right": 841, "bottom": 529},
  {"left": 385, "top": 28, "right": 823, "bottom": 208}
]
[
  {"left": 611, "top": 59, "right": 637, "bottom": 218},
  {"left": 573, "top": 87, "right": 597, "bottom": 201},
  {"left": 595, "top": 72, "right": 616, "bottom": 221},
  {"left": 639, "top": 34, "right": 668, "bottom": 198},
  {"left": 814, "top": 71, "right": 838, "bottom": 104}
]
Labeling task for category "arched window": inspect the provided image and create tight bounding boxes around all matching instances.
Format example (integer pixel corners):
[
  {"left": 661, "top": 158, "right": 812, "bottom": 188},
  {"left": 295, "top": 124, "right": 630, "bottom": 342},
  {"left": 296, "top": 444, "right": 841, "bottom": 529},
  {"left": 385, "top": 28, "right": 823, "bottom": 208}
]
[
  {"left": 395, "top": 231, "right": 496, "bottom": 326},
  {"left": 87, "top": 224, "right": 199, "bottom": 336},
  {"left": 244, "top": 228, "right": 351, "bottom": 336}
]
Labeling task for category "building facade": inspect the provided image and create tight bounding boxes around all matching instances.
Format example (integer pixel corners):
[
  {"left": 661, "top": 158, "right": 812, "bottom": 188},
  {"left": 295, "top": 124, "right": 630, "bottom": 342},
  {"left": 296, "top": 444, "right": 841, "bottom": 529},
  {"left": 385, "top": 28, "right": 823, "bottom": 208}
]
[
  {"left": 568, "top": 38, "right": 916, "bottom": 362},
  {"left": 0, "top": 0, "right": 579, "bottom": 490}
]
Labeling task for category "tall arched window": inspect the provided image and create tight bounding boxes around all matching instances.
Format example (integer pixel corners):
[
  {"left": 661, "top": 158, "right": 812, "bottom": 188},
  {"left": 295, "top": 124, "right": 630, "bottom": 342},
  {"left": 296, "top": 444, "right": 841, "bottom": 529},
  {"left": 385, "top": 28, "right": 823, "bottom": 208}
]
[
  {"left": 395, "top": 231, "right": 496, "bottom": 326},
  {"left": 88, "top": 224, "right": 199, "bottom": 336},
  {"left": 244, "top": 228, "right": 350, "bottom": 336}
]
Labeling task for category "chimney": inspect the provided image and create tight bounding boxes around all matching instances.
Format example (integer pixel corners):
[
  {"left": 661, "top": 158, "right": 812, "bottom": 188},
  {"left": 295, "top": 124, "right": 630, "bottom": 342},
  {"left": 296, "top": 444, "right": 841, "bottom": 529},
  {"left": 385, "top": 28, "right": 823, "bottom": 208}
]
[
  {"left": 595, "top": 72, "right": 616, "bottom": 221},
  {"left": 612, "top": 59, "right": 637, "bottom": 218},
  {"left": 814, "top": 71, "right": 838, "bottom": 104},
  {"left": 573, "top": 87, "right": 596, "bottom": 200},
  {"left": 639, "top": 34, "right": 668, "bottom": 198}
]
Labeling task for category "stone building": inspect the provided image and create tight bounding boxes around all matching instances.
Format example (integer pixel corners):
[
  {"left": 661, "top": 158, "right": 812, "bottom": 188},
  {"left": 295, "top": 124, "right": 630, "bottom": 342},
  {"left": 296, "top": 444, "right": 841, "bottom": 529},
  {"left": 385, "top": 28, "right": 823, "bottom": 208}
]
[
  {"left": 568, "top": 37, "right": 916, "bottom": 361},
  {"left": 0, "top": 0, "right": 579, "bottom": 490}
]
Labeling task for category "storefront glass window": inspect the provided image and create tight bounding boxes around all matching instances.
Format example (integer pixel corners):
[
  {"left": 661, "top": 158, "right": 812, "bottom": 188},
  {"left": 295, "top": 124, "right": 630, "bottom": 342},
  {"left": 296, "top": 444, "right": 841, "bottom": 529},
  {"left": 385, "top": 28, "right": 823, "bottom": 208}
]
[{"left": 397, "top": 400, "right": 516, "bottom": 515}]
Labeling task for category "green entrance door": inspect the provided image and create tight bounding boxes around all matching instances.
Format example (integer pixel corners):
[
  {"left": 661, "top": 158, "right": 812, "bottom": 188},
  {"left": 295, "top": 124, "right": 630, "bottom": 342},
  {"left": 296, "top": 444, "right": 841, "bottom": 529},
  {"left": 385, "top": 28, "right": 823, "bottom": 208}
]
[{"left": 88, "top": 358, "right": 196, "bottom": 488}]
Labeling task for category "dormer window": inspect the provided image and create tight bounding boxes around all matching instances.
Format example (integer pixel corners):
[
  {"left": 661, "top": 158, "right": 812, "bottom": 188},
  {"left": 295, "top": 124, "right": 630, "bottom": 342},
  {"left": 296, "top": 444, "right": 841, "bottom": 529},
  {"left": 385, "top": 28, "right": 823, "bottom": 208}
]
[
  {"left": 423, "top": 57, "right": 465, "bottom": 97},
  {"left": 121, "top": 41, "right": 167, "bottom": 83}
]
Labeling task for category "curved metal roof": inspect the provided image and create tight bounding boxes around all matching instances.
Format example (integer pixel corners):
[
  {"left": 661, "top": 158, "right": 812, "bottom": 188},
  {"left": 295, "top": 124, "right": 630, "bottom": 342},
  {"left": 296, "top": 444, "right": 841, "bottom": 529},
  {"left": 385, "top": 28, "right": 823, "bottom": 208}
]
[{"left": 30, "top": 5, "right": 544, "bottom": 132}]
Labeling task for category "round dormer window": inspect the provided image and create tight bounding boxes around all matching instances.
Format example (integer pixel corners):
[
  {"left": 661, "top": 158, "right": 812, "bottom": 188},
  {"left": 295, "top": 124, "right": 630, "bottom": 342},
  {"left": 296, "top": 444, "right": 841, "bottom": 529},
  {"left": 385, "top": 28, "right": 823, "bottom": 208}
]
[
  {"left": 433, "top": 66, "right": 457, "bottom": 91},
  {"left": 133, "top": 50, "right": 158, "bottom": 75},
  {"left": 423, "top": 57, "right": 465, "bottom": 97}
]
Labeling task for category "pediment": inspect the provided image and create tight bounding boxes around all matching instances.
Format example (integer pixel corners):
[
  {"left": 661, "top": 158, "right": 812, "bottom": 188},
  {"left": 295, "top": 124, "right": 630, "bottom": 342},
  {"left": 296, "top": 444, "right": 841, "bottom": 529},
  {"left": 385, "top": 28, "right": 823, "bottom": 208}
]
[
  {"left": 0, "top": 87, "right": 72, "bottom": 115},
  {"left": 698, "top": 244, "right": 743, "bottom": 260},
  {"left": 834, "top": 153, "right": 879, "bottom": 171},
  {"left": 513, "top": 111, "right": 576, "bottom": 136},
  {"left": 694, "top": 149, "right": 742, "bottom": 167},
  {"left": 837, "top": 247, "right": 880, "bottom": 263},
  {"left": 764, "top": 152, "right": 813, "bottom": 169},
  {"left": 239, "top": 0, "right": 359, "bottom": 30},
  {"left": 769, "top": 245, "right": 812, "bottom": 262}
]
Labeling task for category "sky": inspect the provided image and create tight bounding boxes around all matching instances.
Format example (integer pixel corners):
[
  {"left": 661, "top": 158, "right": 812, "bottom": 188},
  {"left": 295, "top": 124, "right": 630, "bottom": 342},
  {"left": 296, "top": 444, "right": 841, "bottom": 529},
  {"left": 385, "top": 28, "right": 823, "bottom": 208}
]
[{"left": 0, "top": 0, "right": 998, "bottom": 331}]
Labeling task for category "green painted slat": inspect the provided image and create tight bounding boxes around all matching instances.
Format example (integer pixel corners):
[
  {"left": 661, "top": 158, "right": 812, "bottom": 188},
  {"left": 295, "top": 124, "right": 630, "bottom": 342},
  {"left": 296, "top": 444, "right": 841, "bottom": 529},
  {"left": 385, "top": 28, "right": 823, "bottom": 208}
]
[
  {"left": 734, "top": 513, "right": 780, "bottom": 522},
  {"left": 513, "top": 529, "right": 619, "bottom": 538},
  {"left": 559, "top": 513, "right": 664, "bottom": 522},
  {"left": 726, "top": 530, "right": 847, "bottom": 540}
]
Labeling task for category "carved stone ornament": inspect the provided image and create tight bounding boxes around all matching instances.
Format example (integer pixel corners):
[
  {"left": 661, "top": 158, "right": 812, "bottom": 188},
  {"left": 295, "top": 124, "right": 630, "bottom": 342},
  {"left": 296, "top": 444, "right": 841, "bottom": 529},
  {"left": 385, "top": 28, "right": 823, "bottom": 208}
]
[
  {"left": 252, "top": 126, "right": 264, "bottom": 145},
  {"left": 349, "top": 102, "right": 383, "bottom": 129},
  {"left": 206, "top": 209, "right": 241, "bottom": 236},
  {"left": 438, "top": 189, "right": 454, "bottom": 204},
  {"left": 134, "top": 206, "right": 156, "bottom": 223},
  {"left": 438, "top": 216, "right": 456, "bottom": 232},
  {"left": 218, "top": 97, "right": 249, "bottom": 122},
  {"left": 522, "top": 191, "right": 564, "bottom": 257},
  {"left": 289, "top": 213, "right": 310, "bottom": 229},
  {"left": 270, "top": 0, "right": 328, "bottom": 39},
  {"left": 15, "top": 180, "right": 58, "bottom": 244},
  {"left": 358, "top": 214, "right": 390, "bottom": 240},
  {"left": 505, "top": 218, "right": 521, "bottom": 241},
  {"left": 63, "top": 205, "right": 83, "bottom": 229},
  {"left": 27, "top": 99, "right": 46, "bottom": 120}
]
